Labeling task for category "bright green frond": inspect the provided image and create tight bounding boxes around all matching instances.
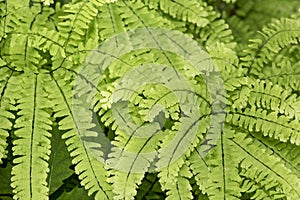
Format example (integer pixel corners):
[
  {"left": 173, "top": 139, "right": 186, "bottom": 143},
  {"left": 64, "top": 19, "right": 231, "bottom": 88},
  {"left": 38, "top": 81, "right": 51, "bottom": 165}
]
[
  {"left": 191, "top": 2, "right": 235, "bottom": 49},
  {"left": 242, "top": 17, "right": 300, "bottom": 76},
  {"left": 190, "top": 127, "right": 242, "bottom": 200},
  {"left": 0, "top": 67, "right": 15, "bottom": 163},
  {"left": 97, "top": 3, "right": 125, "bottom": 41},
  {"left": 1, "top": 2, "right": 61, "bottom": 73},
  {"left": 46, "top": 70, "right": 113, "bottom": 199},
  {"left": 163, "top": 164, "right": 193, "bottom": 200},
  {"left": 227, "top": 106, "right": 300, "bottom": 145},
  {"left": 231, "top": 129, "right": 300, "bottom": 199},
  {"left": 115, "top": 0, "right": 180, "bottom": 31},
  {"left": 58, "top": 0, "right": 108, "bottom": 53},
  {"left": 141, "top": 0, "right": 209, "bottom": 27},
  {"left": 0, "top": 107, "right": 11, "bottom": 163},
  {"left": 230, "top": 79, "right": 300, "bottom": 121},
  {"left": 11, "top": 73, "right": 52, "bottom": 200}
]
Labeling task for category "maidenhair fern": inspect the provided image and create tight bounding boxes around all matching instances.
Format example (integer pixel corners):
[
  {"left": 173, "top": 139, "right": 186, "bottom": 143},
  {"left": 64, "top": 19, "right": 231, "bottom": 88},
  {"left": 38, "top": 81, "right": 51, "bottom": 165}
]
[{"left": 0, "top": 0, "right": 299, "bottom": 200}]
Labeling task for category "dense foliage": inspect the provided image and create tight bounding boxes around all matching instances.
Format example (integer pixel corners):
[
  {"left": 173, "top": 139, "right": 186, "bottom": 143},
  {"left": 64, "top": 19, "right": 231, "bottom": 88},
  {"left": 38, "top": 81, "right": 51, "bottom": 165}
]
[{"left": 0, "top": 0, "right": 300, "bottom": 199}]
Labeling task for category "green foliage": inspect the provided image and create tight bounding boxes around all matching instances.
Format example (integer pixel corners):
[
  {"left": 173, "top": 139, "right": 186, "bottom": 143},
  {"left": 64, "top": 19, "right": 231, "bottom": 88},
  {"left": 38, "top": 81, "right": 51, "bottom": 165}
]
[{"left": 0, "top": 0, "right": 299, "bottom": 199}]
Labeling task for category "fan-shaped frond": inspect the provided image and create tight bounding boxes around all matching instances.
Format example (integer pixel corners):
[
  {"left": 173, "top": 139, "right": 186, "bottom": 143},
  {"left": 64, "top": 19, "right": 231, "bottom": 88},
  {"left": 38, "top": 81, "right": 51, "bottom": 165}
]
[{"left": 0, "top": 0, "right": 299, "bottom": 199}]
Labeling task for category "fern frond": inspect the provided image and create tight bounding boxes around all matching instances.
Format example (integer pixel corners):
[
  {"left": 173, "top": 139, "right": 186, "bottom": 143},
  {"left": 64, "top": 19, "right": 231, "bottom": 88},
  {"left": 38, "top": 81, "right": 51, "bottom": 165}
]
[
  {"left": 163, "top": 164, "right": 193, "bottom": 200},
  {"left": 157, "top": 115, "right": 210, "bottom": 188},
  {"left": 205, "top": 42, "right": 242, "bottom": 80},
  {"left": 1, "top": 0, "right": 299, "bottom": 199},
  {"left": 0, "top": 107, "right": 11, "bottom": 163},
  {"left": 242, "top": 17, "right": 300, "bottom": 76},
  {"left": 254, "top": 132, "right": 300, "bottom": 174},
  {"left": 97, "top": 3, "right": 125, "bottom": 41},
  {"left": 0, "top": 0, "right": 7, "bottom": 41},
  {"left": 1, "top": 33, "right": 37, "bottom": 72},
  {"left": 141, "top": 0, "right": 209, "bottom": 27},
  {"left": 107, "top": 168, "right": 147, "bottom": 200},
  {"left": 240, "top": 167, "right": 287, "bottom": 200},
  {"left": 0, "top": 67, "right": 15, "bottom": 163},
  {"left": 104, "top": 65, "right": 183, "bottom": 199},
  {"left": 23, "top": 26, "right": 69, "bottom": 74},
  {"left": 1, "top": 2, "right": 60, "bottom": 73},
  {"left": 227, "top": 106, "right": 300, "bottom": 145},
  {"left": 58, "top": 0, "right": 113, "bottom": 53},
  {"left": 113, "top": 0, "right": 180, "bottom": 31},
  {"left": 189, "top": 2, "right": 235, "bottom": 49},
  {"left": 239, "top": 140, "right": 300, "bottom": 199},
  {"left": 190, "top": 123, "right": 299, "bottom": 199},
  {"left": 11, "top": 73, "right": 52, "bottom": 200},
  {"left": 92, "top": 49, "right": 213, "bottom": 199},
  {"left": 139, "top": 0, "right": 235, "bottom": 49},
  {"left": 47, "top": 69, "right": 113, "bottom": 199},
  {"left": 86, "top": 19, "right": 227, "bottom": 199},
  {"left": 3, "top": 0, "right": 34, "bottom": 34},
  {"left": 257, "top": 49, "right": 300, "bottom": 91},
  {"left": 231, "top": 129, "right": 300, "bottom": 199},
  {"left": 189, "top": 127, "right": 242, "bottom": 200},
  {"left": 230, "top": 79, "right": 300, "bottom": 121},
  {"left": 106, "top": 118, "right": 164, "bottom": 200}
]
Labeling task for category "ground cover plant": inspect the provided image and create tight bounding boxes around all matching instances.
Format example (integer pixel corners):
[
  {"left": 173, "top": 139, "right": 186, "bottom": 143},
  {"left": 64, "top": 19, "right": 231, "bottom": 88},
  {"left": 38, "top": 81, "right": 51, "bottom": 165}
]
[{"left": 0, "top": 0, "right": 300, "bottom": 199}]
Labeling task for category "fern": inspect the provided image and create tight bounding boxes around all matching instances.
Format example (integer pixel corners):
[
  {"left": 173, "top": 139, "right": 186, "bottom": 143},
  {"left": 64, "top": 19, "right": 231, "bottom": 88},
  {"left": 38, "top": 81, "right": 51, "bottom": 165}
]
[
  {"left": 0, "top": 0, "right": 300, "bottom": 199},
  {"left": 11, "top": 73, "right": 52, "bottom": 200}
]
